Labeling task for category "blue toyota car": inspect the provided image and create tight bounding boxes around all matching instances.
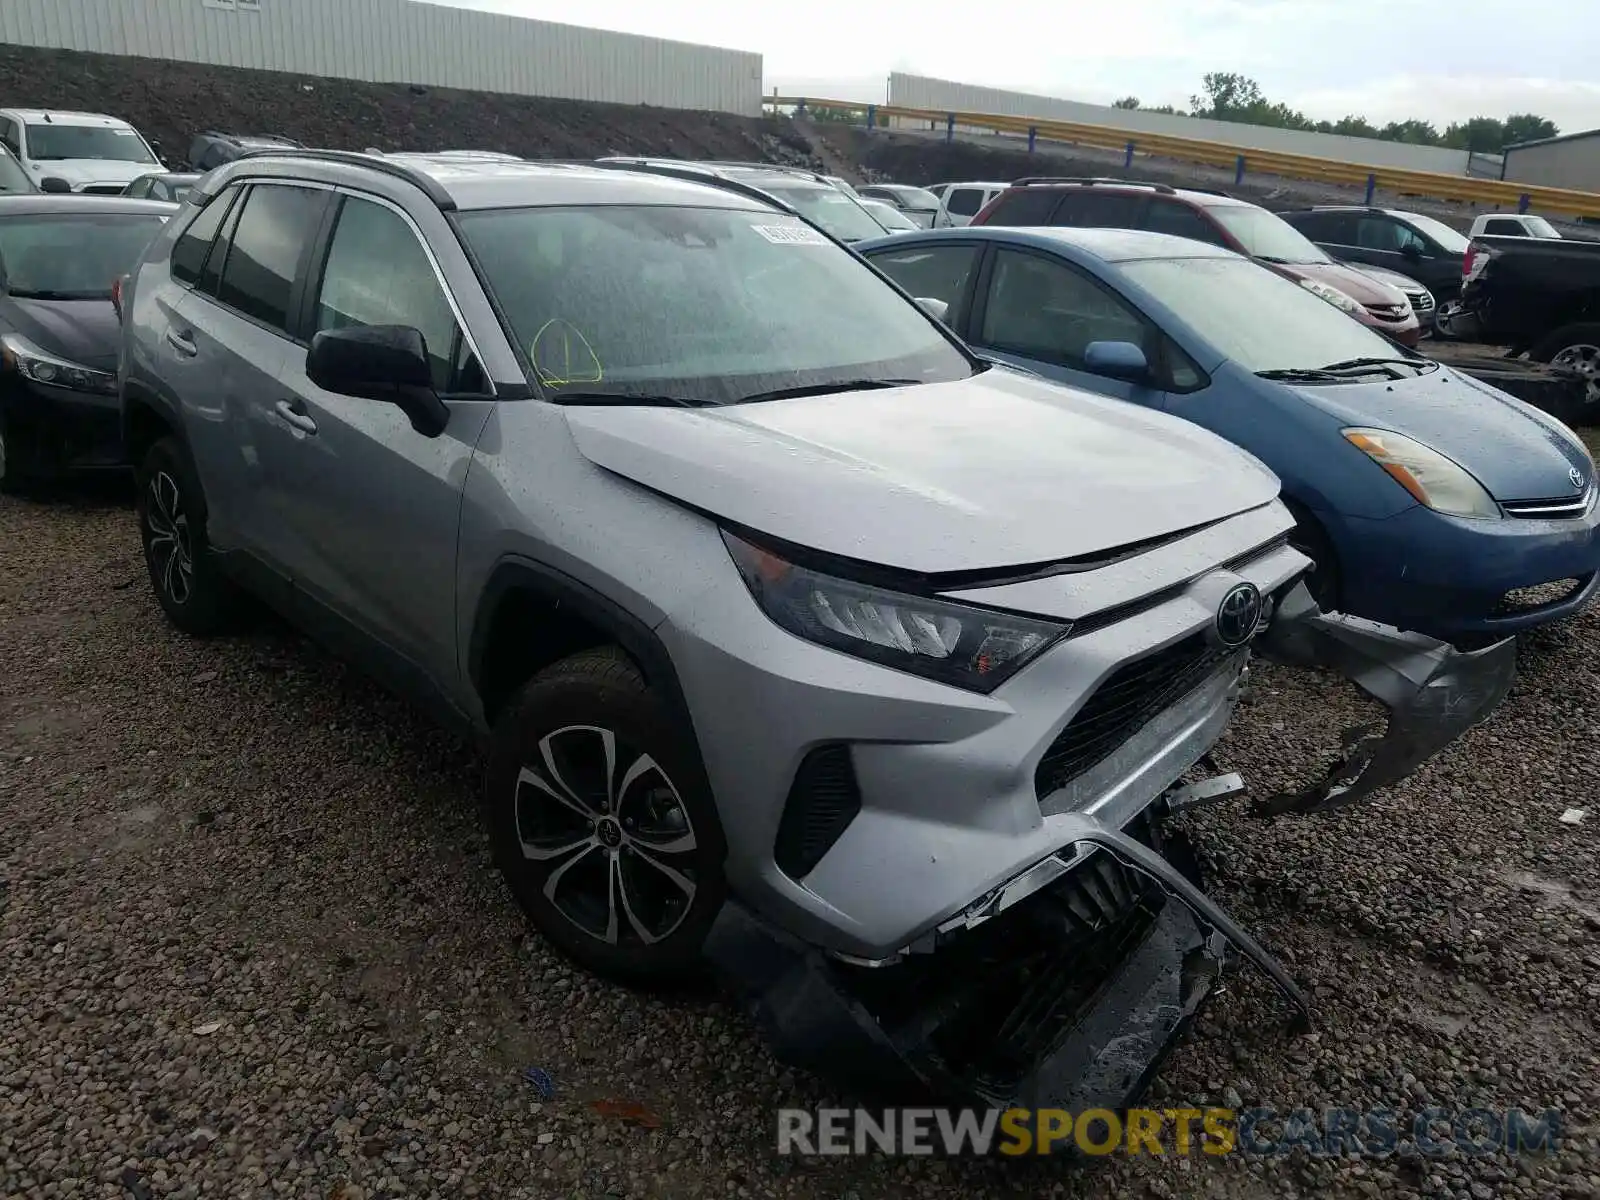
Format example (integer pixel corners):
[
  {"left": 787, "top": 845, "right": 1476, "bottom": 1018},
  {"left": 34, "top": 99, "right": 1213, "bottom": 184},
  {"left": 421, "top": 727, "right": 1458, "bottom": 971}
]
[{"left": 856, "top": 226, "right": 1599, "bottom": 647}]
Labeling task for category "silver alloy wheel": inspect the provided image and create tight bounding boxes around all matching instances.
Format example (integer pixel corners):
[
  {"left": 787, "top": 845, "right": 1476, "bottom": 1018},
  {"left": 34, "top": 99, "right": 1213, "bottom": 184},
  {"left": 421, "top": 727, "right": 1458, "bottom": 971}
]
[
  {"left": 1550, "top": 341, "right": 1600, "bottom": 405},
  {"left": 146, "top": 470, "right": 195, "bottom": 605},
  {"left": 514, "top": 725, "right": 699, "bottom": 946}
]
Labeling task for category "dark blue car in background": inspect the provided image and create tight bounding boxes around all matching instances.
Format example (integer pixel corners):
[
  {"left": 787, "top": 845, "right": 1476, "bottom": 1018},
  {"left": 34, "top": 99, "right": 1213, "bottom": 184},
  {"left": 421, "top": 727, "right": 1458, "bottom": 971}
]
[{"left": 857, "top": 226, "right": 1599, "bottom": 647}]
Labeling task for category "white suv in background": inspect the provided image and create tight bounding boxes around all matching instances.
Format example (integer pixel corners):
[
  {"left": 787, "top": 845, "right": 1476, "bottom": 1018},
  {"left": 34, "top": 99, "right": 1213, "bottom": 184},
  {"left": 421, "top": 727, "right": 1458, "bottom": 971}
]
[
  {"left": 934, "top": 180, "right": 1008, "bottom": 227},
  {"left": 0, "top": 109, "right": 164, "bottom": 194}
]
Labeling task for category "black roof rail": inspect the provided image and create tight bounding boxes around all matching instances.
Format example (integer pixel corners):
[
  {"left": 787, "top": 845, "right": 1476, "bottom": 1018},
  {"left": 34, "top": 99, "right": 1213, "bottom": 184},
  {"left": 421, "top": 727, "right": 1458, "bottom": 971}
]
[
  {"left": 586, "top": 158, "right": 802, "bottom": 215},
  {"left": 225, "top": 147, "right": 457, "bottom": 210},
  {"left": 1010, "top": 176, "right": 1177, "bottom": 195},
  {"left": 600, "top": 156, "right": 833, "bottom": 185}
]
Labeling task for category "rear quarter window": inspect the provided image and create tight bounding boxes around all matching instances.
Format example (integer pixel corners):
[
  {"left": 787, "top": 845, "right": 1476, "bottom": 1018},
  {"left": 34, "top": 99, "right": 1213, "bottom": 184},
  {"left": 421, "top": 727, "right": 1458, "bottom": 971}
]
[{"left": 980, "top": 189, "right": 1062, "bottom": 225}]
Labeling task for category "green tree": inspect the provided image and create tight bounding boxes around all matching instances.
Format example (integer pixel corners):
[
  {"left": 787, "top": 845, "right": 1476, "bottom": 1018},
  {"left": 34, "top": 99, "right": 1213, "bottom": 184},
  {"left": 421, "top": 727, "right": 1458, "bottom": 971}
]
[
  {"left": 1190, "top": 72, "right": 1265, "bottom": 119},
  {"left": 1502, "top": 112, "right": 1558, "bottom": 145},
  {"left": 1113, "top": 96, "right": 1141, "bottom": 109},
  {"left": 1379, "top": 118, "right": 1440, "bottom": 144},
  {"left": 1442, "top": 116, "right": 1505, "bottom": 151}
]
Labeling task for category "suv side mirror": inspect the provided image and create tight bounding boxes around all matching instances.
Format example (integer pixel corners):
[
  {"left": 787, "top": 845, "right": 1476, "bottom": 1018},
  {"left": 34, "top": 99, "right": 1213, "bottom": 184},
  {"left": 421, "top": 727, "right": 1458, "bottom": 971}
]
[
  {"left": 306, "top": 325, "right": 449, "bottom": 437},
  {"left": 39, "top": 176, "right": 71, "bottom": 194},
  {"left": 1400, "top": 241, "right": 1423, "bottom": 261},
  {"left": 1083, "top": 340, "right": 1150, "bottom": 383}
]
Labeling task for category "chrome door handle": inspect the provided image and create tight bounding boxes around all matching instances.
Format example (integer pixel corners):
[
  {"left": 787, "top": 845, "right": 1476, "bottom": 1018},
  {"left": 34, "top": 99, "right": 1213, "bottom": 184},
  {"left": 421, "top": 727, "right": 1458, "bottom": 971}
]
[
  {"left": 274, "top": 399, "right": 318, "bottom": 435},
  {"left": 165, "top": 329, "right": 197, "bottom": 357}
]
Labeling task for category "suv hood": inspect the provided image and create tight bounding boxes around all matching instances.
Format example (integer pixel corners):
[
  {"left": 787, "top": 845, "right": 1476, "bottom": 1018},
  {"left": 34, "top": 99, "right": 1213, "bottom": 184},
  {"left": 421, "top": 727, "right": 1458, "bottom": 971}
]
[
  {"left": 563, "top": 369, "right": 1280, "bottom": 573},
  {"left": 25, "top": 159, "right": 153, "bottom": 189},
  {"left": 1287, "top": 365, "right": 1591, "bottom": 502},
  {"left": 1272, "top": 260, "right": 1410, "bottom": 306}
]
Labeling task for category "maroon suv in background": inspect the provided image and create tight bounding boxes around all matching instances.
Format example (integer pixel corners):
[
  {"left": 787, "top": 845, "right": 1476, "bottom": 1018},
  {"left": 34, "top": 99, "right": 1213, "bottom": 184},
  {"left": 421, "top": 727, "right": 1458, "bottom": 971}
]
[{"left": 972, "top": 178, "right": 1422, "bottom": 347}]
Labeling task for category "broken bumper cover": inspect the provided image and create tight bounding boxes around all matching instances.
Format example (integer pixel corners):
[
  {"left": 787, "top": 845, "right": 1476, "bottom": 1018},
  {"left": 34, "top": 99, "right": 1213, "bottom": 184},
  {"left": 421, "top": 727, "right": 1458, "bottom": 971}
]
[
  {"left": 707, "top": 816, "right": 1311, "bottom": 1113},
  {"left": 1253, "top": 581, "right": 1519, "bottom": 815}
]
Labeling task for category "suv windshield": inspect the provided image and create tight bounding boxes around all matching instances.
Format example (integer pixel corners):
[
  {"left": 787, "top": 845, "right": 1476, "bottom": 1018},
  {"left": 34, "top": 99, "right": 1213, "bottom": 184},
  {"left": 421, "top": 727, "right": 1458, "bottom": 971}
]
[
  {"left": 1208, "top": 206, "right": 1331, "bottom": 264},
  {"left": 24, "top": 123, "right": 157, "bottom": 164},
  {"left": 457, "top": 205, "right": 974, "bottom": 404},
  {"left": 1404, "top": 212, "right": 1472, "bottom": 252},
  {"left": 747, "top": 182, "right": 888, "bottom": 243},
  {"left": 0, "top": 213, "right": 168, "bottom": 298},
  {"left": 1123, "top": 256, "right": 1416, "bottom": 374}
]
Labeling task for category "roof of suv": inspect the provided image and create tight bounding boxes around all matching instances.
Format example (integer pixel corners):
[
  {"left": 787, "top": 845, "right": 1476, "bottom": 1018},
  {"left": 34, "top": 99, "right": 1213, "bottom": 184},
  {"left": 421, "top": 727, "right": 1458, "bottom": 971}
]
[
  {"left": 0, "top": 108, "right": 134, "bottom": 125},
  {"left": 864, "top": 223, "right": 1236, "bottom": 263},
  {"left": 1002, "top": 177, "right": 1254, "bottom": 208},
  {"left": 199, "top": 150, "right": 785, "bottom": 214}
]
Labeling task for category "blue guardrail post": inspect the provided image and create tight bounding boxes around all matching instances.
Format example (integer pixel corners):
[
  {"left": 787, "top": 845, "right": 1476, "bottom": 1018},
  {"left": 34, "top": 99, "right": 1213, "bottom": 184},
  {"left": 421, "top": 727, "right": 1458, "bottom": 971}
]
[
  {"left": 1234, "top": 154, "right": 1247, "bottom": 185},
  {"left": 1028, "top": 126, "right": 1037, "bottom": 154},
  {"left": 1124, "top": 140, "right": 1135, "bottom": 168},
  {"left": 866, "top": 104, "right": 876, "bottom": 131},
  {"left": 946, "top": 113, "right": 955, "bottom": 143},
  {"left": 1518, "top": 193, "right": 1532, "bottom": 213},
  {"left": 1365, "top": 174, "right": 1377, "bottom": 204}
]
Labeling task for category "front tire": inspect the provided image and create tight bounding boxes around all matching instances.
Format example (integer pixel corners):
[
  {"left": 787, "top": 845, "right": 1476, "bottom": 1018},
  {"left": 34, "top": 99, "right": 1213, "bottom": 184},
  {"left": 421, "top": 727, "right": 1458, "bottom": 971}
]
[
  {"left": 1531, "top": 322, "right": 1600, "bottom": 407},
  {"left": 0, "top": 412, "right": 28, "bottom": 496},
  {"left": 485, "top": 648, "right": 727, "bottom": 985},
  {"left": 136, "top": 436, "right": 243, "bottom": 635}
]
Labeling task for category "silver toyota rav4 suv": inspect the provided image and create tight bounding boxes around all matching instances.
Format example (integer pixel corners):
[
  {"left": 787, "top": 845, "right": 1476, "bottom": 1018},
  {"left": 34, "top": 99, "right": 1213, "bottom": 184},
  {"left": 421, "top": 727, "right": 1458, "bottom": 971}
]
[{"left": 117, "top": 150, "right": 1514, "bottom": 1109}]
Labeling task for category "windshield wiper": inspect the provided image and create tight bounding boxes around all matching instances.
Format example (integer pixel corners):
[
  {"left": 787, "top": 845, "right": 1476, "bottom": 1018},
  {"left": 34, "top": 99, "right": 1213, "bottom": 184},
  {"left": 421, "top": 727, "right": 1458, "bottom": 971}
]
[
  {"left": 1319, "top": 356, "right": 1425, "bottom": 372},
  {"left": 545, "top": 390, "right": 713, "bottom": 408},
  {"left": 1254, "top": 368, "right": 1348, "bottom": 383},
  {"left": 736, "top": 378, "right": 921, "bottom": 404}
]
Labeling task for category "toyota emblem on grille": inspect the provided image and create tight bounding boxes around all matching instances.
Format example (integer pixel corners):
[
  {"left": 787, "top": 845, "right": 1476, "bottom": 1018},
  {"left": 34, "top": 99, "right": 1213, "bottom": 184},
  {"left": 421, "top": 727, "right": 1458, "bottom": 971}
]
[
  {"left": 1215, "top": 582, "right": 1263, "bottom": 647},
  {"left": 1571, "top": 466, "right": 1586, "bottom": 490}
]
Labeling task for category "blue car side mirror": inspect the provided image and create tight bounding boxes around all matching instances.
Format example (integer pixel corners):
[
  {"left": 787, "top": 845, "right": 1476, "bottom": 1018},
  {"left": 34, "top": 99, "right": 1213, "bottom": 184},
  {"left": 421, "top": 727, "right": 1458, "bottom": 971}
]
[{"left": 1084, "top": 340, "right": 1150, "bottom": 382}]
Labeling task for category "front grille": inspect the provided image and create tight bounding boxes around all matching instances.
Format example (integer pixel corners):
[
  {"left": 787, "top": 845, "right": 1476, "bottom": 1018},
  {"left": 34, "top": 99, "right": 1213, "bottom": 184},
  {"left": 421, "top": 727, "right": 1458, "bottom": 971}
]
[
  {"left": 773, "top": 744, "right": 862, "bottom": 879},
  {"left": 1035, "top": 634, "right": 1231, "bottom": 797},
  {"left": 1503, "top": 486, "right": 1594, "bottom": 519},
  {"left": 1365, "top": 304, "right": 1412, "bottom": 322},
  {"left": 1493, "top": 576, "right": 1588, "bottom": 616},
  {"left": 1404, "top": 288, "right": 1436, "bottom": 314}
]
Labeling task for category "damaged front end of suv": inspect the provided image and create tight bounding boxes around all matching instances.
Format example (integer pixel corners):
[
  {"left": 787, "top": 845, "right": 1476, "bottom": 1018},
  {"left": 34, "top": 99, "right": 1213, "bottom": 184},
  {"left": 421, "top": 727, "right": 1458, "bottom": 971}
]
[{"left": 705, "top": 555, "right": 1516, "bottom": 1113}]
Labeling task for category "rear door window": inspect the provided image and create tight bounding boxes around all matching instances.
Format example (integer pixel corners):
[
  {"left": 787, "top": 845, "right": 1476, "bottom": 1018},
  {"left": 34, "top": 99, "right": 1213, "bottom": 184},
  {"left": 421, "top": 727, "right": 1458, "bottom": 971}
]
[
  {"left": 979, "top": 189, "right": 1062, "bottom": 225},
  {"left": 213, "top": 183, "right": 326, "bottom": 334},
  {"left": 1050, "top": 191, "right": 1149, "bottom": 229},
  {"left": 1482, "top": 218, "right": 1523, "bottom": 236}
]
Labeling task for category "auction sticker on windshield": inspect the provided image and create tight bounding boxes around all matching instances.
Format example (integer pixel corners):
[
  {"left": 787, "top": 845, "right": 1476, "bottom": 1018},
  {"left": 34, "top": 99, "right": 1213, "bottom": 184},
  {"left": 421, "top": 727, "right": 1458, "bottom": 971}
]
[{"left": 751, "top": 224, "right": 829, "bottom": 246}]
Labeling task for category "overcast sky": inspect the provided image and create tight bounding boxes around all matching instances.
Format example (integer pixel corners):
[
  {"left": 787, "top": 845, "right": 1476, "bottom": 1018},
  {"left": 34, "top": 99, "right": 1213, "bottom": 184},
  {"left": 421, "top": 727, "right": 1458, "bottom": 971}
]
[{"left": 433, "top": 0, "right": 1599, "bottom": 134}]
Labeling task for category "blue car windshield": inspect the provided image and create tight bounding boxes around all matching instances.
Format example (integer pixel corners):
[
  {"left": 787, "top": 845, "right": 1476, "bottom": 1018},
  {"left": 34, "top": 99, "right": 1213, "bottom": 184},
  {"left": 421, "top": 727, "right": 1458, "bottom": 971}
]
[{"left": 1121, "top": 256, "right": 1421, "bottom": 374}]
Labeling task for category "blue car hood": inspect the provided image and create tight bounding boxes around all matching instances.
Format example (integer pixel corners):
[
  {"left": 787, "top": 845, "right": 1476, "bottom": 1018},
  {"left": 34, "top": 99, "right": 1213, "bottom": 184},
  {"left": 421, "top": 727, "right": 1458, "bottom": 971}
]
[{"left": 1284, "top": 365, "right": 1590, "bottom": 502}]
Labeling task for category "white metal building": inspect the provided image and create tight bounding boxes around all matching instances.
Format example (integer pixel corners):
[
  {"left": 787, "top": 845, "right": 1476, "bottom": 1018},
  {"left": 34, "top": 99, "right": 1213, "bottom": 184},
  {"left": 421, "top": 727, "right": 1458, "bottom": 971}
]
[
  {"left": 887, "top": 73, "right": 1488, "bottom": 177},
  {"left": 1501, "top": 129, "right": 1600, "bottom": 193},
  {"left": 0, "top": 0, "right": 764, "bottom": 115}
]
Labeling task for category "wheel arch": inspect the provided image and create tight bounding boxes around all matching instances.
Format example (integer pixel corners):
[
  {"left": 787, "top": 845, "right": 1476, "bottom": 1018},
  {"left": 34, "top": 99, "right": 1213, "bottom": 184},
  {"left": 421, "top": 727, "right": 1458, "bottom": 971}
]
[
  {"left": 467, "top": 561, "right": 707, "bottom": 774},
  {"left": 121, "top": 381, "right": 186, "bottom": 476}
]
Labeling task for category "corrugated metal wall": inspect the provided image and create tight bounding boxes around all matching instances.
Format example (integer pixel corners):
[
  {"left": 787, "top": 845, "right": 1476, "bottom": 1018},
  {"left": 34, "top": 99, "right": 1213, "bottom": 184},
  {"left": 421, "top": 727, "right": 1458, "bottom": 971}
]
[
  {"left": 889, "top": 73, "right": 1477, "bottom": 177},
  {"left": 0, "top": 0, "right": 764, "bottom": 114},
  {"left": 1502, "top": 136, "right": 1600, "bottom": 193}
]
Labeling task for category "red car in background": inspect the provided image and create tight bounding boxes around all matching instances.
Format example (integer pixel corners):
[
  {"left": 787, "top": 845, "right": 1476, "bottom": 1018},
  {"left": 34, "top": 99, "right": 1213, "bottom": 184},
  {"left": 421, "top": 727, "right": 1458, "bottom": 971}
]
[{"left": 972, "top": 178, "right": 1422, "bottom": 346}]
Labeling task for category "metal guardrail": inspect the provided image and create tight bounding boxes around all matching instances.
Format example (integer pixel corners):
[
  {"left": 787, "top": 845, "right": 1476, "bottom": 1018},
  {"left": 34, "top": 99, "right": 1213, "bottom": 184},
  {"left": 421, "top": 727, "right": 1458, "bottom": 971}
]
[{"left": 768, "top": 97, "right": 1600, "bottom": 220}]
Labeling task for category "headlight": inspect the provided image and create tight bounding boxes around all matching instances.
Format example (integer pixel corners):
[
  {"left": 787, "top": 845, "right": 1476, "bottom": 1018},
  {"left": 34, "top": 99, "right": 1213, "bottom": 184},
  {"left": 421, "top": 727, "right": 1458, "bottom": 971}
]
[
  {"left": 0, "top": 333, "right": 116, "bottom": 395},
  {"left": 1298, "top": 277, "right": 1364, "bottom": 315},
  {"left": 1343, "top": 428, "right": 1499, "bottom": 519},
  {"left": 723, "top": 532, "right": 1067, "bottom": 692}
]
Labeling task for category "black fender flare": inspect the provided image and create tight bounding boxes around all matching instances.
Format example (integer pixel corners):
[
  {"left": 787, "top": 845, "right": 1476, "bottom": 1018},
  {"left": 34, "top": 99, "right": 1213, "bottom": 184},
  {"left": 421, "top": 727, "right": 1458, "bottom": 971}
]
[{"left": 467, "top": 558, "right": 710, "bottom": 781}]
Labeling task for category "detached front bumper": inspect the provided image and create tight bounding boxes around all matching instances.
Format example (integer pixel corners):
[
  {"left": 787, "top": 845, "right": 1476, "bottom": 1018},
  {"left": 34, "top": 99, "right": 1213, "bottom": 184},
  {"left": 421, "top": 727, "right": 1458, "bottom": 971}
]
[{"left": 709, "top": 581, "right": 1517, "bottom": 1111}]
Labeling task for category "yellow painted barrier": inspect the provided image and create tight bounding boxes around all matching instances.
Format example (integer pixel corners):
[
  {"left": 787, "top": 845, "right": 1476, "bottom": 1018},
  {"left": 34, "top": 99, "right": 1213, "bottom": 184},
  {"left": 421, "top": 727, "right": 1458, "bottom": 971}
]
[{"left": 767, "top": 96, "right": 1600, "bottom": 220}]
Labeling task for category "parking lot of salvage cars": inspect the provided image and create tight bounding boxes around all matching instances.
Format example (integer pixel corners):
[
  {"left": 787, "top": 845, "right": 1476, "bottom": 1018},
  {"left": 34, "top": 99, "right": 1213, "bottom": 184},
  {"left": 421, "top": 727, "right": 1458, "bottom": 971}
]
[{"left": 1, "top": 472, "right": 1598, "bottom": 1200}]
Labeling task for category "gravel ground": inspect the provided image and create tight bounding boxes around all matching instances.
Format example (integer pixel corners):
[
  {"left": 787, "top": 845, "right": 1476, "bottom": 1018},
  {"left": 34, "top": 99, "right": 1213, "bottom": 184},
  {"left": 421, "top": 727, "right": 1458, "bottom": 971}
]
[{"left": 2, "top": 481, "right": 1598, "bottom": 1199}]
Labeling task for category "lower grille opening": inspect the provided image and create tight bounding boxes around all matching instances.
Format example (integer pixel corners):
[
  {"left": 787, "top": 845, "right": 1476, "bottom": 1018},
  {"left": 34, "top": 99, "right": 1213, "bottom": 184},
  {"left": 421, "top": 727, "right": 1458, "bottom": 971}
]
[
  {"left": 1492, "top": 576, "right": 1587, "bottom": 616},
  {"left": 1035, "top": 635, "right": 1231, "bottom": 797},
  {"left": 773, "top": 744, "right": 862, "bottom": 880},
  {"left": 81, "top": 184, "right": 127, "bottom": 195}
]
